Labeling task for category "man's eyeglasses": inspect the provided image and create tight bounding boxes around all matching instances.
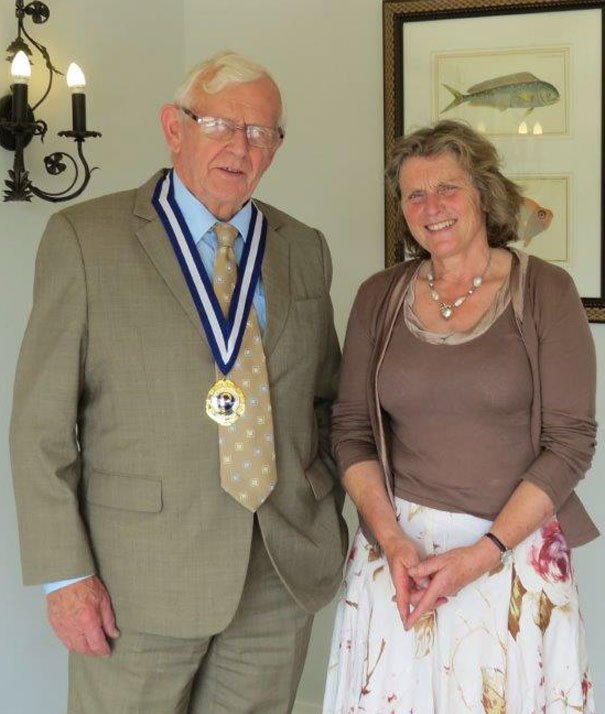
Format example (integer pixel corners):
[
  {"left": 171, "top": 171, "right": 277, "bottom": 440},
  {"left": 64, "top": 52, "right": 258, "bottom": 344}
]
[{"left": 179, "top": 106, "right": 284, "bottom": 149}]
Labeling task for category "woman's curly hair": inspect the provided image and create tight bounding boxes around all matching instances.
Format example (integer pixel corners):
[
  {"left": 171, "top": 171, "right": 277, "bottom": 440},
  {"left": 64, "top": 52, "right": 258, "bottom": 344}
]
[{"left": 385, "top": 120, "right": 523, "bottom": 258}]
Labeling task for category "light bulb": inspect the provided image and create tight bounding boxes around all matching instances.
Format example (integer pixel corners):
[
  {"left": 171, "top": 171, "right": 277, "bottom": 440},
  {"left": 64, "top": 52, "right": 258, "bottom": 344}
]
[
  {"left": 11, "top": 51, "right": 31, "bottom": 83},
  {"left": 66, "top": 62, "right": 86, "bottom": 92}
]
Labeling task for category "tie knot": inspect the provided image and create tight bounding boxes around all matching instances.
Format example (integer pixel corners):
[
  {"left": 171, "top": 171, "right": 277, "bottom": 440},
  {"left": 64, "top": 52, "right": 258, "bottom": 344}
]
[{"left": 214, "top": 222, "right": 238, "bottom": 249}]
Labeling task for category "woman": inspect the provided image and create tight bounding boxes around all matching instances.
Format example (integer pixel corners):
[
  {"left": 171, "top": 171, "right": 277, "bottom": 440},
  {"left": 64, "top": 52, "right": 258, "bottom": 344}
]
[{"left": 323, "top": 120, "right": 597, "bottom": 713}]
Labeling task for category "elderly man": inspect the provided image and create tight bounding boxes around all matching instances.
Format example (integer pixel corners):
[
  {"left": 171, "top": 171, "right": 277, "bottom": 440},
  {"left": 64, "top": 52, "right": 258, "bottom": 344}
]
[{"left": 10, "top": 51, "right": 346, "bottom": 713}]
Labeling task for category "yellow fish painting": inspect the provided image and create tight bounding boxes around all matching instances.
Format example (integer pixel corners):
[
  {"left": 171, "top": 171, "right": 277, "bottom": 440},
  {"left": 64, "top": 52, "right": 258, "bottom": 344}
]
[
  {"left": 442, "top": 72, "right": 560, "bottom": 116},
  {"left": 517, "top": 197, "right": 553, "bottom": 247}
]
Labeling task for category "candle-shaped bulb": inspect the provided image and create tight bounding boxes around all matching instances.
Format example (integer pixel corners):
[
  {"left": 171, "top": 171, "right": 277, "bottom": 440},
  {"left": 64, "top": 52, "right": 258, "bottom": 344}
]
[
  {"left": 11, "top": 51, "right": 31, "bottom": 83},
  {"left": 10, "top": 51, "right": 31, "bottom": 123},
  {"left": 67, "top": 63, "right": 87, "bottom": 133},
  {"left": 66, "top": 63, "right": 86, "bottom": 92}
]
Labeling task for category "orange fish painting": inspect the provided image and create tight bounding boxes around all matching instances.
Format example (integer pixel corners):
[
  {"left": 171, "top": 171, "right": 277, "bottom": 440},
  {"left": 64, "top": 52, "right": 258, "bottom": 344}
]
[{"left": 517, "top": 197, "right": 553, "bottom": 247}]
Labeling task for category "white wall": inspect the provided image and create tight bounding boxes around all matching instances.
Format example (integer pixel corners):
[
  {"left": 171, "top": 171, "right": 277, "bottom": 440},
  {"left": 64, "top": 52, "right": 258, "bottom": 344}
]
[{"left": 1, "top": 2, "right": 603, "bottom": 713}]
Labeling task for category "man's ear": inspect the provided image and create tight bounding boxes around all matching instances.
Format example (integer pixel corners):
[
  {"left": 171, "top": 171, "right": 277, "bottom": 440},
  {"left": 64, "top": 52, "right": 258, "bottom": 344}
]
[{"left": 160, "top": 104, "right": 183, "bottom": 153}]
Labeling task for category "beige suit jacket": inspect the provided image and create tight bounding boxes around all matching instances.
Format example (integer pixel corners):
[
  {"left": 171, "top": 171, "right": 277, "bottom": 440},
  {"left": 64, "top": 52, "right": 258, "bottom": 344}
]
[{"left": 10, "top": 171, "right": 347, "bottom": 637}]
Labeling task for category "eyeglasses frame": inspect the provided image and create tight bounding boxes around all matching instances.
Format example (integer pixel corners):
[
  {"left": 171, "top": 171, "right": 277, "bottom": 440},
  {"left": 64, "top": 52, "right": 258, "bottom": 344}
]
[{"left": 178, "top": 105, "right": 284, "bottom": 149}]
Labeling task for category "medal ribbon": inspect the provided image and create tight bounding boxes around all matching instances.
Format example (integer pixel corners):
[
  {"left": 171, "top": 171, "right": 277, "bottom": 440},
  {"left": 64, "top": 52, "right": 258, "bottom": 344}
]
[{"left": 152, "top": 170, "right": 267, "bottom": 374}]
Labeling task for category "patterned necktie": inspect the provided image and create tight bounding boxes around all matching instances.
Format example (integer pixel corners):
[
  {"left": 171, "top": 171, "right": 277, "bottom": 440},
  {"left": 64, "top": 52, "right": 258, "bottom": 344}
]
[{"left": 212, "top": 222, "right": 277, "bottom": 511}]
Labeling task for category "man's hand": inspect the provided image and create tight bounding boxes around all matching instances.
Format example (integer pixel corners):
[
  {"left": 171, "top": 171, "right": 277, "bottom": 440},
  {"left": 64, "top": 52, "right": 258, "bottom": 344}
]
[{"left": 46, "top": 576, "right": 120, "bottom": 656}]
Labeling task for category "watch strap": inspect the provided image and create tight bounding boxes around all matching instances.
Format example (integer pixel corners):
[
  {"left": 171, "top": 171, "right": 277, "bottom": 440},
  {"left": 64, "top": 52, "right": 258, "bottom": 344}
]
[{"left": 484, "top": 531, "right": 508, "bottom": 554}]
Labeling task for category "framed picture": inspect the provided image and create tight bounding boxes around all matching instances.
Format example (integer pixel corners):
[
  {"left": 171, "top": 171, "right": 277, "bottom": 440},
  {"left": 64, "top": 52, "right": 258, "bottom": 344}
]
[
  {"left": 434, "top": 46, "right": 569, "bottom": 136},
  {"left": 383, "top": 0, "right": 605, "bottom": 322},
  {"left": 509, "top": 174, "right": 570, "bottom": 261}
]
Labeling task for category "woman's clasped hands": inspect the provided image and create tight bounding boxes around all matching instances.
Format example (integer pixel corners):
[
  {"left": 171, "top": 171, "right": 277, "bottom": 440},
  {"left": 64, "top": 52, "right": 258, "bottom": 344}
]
[{"left": 384, "top": 534, "right": 502, "bottom": 630}]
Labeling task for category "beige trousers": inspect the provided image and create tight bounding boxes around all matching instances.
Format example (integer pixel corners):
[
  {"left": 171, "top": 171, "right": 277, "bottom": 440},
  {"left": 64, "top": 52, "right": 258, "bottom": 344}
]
[{"left": 68, "top": 522, "right": 313, "bottom": 714}]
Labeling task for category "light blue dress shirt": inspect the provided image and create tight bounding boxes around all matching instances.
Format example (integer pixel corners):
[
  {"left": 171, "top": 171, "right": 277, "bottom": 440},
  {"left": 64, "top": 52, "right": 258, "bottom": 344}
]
[
  {"left": 172, "top": 172, "right": 267, "bottom": 330},
  {"left": 44, "top": 171, "right": 268, "bottom": 594}
]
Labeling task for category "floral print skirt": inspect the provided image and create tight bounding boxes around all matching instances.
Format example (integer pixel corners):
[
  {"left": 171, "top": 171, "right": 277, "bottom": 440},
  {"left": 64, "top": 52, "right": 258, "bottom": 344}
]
[{"left": 323, "top": 498, "right": 594, "bottom": 714}]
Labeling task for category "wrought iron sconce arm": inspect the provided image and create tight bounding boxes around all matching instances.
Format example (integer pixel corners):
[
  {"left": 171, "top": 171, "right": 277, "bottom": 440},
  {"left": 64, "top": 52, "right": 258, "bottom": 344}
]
[{"left": 0, "top": 1, "right": 102, "bottom": 203}]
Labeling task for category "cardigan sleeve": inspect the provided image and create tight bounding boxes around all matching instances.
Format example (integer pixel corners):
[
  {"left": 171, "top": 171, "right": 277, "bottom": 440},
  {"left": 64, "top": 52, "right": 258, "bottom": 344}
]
[
  {"left": 521, "top": 266, "right": 597, "bottom": 509},
  {"left": 331, "top": 280, "right": 381, "bottom": 474}
]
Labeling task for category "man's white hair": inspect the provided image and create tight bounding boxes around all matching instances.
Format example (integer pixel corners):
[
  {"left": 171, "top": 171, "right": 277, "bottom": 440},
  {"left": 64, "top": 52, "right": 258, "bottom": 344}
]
[{"left": 174, "top": 50, "right": 285, "bottom": 128}]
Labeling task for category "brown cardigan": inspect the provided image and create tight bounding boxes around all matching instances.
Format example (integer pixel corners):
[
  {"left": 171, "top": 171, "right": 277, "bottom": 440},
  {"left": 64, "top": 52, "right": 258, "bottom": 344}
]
[{"left": 332, "top": 251, "right": 599, "bottom": 547}]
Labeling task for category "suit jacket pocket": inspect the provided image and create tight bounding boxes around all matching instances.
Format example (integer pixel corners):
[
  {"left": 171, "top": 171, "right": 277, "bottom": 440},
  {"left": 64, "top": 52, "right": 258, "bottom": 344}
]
[
  {"left": 305, "top": 459, "right": 336, "bottom": 500},
  {"left": 85, "top": 469, "right": 162, "bottom": 513}
]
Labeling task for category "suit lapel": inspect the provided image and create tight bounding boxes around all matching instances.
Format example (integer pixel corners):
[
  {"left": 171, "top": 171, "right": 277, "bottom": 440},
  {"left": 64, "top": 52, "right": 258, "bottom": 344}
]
[
  {"left": 261, "top": 224, "right": 290, "bottom": 358},
  {"left": 136, "top": 219, "right": 206, "bottom": 338},
  {"left": 132, "top": 176, "right": 292, "bottom": 353},
  {"left": 134, "top": 172, "right": 205, "bottom": 338}
]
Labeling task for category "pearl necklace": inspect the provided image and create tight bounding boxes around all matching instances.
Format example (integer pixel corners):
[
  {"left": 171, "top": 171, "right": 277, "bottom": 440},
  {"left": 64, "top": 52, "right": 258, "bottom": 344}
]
[{"left": 427, "top": 251, "right": 491, "bottom": 320}]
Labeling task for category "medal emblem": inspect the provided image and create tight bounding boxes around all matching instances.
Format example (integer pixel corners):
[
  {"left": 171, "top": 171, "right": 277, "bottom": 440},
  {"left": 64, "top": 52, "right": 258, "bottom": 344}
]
[{"left": 206, "top": 379, "right": 246, "bottom": 426}]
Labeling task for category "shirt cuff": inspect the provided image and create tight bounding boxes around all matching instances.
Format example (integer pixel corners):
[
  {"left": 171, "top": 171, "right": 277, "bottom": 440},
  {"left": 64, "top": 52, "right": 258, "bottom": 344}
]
[{"left": 43, "top": 575, "right": 92, "bottom": 595}]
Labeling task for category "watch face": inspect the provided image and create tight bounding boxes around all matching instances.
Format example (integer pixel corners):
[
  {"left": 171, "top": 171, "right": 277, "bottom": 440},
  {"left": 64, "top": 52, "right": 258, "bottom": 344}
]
[{"left": 501, "top": 549, "right": 513, "bottom": 566}]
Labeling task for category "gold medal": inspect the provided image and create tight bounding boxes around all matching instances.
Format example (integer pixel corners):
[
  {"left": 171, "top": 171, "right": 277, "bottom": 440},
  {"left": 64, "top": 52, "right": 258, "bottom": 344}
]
[{"left": 206, "top": 378, "right": 246, "bottom": 426}]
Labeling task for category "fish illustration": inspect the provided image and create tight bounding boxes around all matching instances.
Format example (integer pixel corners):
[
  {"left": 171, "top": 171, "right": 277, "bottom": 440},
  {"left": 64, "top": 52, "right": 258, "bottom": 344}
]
[
  {"left": 441, "top": 72, "right": 560, "bottom": 116},
  {"left": 517, "top": 197, "right": 553, "bottom": 246}
]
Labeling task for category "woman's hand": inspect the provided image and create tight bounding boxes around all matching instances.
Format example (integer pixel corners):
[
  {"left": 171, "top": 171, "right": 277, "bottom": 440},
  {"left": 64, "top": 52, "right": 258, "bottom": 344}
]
[
  {"left": 404, "top": 537, "right": 501, "bottom": 629},
  {"left": 382, "top": 535, "right": 424, "bottom": 629}
]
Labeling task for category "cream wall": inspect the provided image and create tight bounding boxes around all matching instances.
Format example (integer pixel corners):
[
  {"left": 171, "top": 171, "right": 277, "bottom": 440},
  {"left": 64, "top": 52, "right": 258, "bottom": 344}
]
[{"left": 0, "top": 1, "right": 603, "bottom": 713}]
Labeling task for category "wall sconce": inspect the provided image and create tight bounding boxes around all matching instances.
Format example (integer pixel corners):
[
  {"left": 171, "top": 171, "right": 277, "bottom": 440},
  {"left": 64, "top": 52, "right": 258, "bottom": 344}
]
[{"left": 0, "top": 1, "right": 101, "bottom": 203}]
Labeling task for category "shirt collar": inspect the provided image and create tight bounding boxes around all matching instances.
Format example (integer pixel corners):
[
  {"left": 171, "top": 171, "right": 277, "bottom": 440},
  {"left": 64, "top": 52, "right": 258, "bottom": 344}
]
[{"left": 172, "top": 170, "right": 252, "bottom": 246}]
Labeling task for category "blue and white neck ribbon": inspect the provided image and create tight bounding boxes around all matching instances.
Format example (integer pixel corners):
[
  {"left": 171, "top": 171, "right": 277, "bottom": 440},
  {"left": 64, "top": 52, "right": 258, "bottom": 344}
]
[{"left": 152, "top": 170, "right": 267, "bottom": 374}]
